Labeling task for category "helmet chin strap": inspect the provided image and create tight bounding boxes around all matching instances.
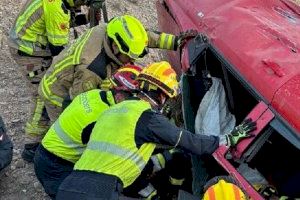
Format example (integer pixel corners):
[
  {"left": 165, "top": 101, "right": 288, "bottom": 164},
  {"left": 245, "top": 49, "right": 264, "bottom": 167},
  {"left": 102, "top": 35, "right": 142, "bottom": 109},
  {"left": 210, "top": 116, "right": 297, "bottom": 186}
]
[{"left": 140, "top": 91, "right": 159, "bottom": 107}]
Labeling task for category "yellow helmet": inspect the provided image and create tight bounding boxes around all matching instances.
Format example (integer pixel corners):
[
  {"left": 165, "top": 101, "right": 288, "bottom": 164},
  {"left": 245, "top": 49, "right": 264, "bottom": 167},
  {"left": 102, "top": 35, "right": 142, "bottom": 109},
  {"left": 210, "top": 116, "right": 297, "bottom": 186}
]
[
  {"left": 107, "top": 15, "right": 148, "bottom": 60},
  {"left": 137, "top": 61, "right": 179, "bottom": 98},
  {"left": 203, "top": 179, "right": 247, "bottom": 200}
]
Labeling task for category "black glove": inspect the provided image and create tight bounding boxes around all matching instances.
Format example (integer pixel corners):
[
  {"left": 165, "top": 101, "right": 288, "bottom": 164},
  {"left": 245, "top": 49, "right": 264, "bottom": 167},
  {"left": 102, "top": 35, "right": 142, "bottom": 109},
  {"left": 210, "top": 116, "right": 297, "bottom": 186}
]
[
  {"left": 175, "top": 29, "right": 198, "bottom": 50},
  {"left": 226, "top": 118, "right": 257, "bottom": 147}
]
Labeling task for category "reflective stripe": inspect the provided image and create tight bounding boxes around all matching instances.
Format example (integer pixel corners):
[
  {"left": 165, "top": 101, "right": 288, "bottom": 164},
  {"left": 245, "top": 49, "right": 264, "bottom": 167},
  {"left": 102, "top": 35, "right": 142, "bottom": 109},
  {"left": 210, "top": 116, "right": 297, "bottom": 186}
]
[
  {"left": 74, "top": 28, "right": 93, "bottom": 63},
  {"left": 169, "top": 176, "right": 185, "bottom": 186},
  {"left": 163, "top": 34, "right": 170, "bottom": 49},
  {"left": 151, "top": 153, "right": 165, "bottom": 172},
  {"left": 18, "top": 7, "right": 43, "bottom": 38},
  {"left": 46, "top": 57, "right": 73, "bottom": 85},
  {"left": 121, "top": 17, "right": 133, "bottom": 39},
  {"left": 53, "top": 120, "right": 85, "bottom": 155},
  {"left": 41, "top": 80, "right": 64, "bottom": 107},
  {"left": 47, "top": 32, "right": 69, "bottom": 40},
  {"left": 138, "top": 184, "right": 156, "bottom": 198},
  {"left": 19, "top": 40, "right": 34, "bottom": 55},
  {"left": 16, "top": 0, "right": 42, "bottom": 33},
  {"left": 167, "top": 34, "right": 174, "bottom": 49},
  {"left": 159, "top": 33, "right": 175, "bottom": 50},
  {"left": 32, "top": 98, "right": 45, "bottom": 123},
  {"left": 46, "top": 28, "right": 92, "bottom": 84},
  {"left": 87, "top": 141, "right": 146, "bottom": 171}
]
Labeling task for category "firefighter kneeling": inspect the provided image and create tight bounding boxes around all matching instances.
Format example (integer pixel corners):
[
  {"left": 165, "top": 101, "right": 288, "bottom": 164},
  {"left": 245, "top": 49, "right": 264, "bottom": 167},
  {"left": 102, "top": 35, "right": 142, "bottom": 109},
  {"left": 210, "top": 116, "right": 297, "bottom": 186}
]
[{"left": 33, "top": 65, "right": 142, "bottom": 199}]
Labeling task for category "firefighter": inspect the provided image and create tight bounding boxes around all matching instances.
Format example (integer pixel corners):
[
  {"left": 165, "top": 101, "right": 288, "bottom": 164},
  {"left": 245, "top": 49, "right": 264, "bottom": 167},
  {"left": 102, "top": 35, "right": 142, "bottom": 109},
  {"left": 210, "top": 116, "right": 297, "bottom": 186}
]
[
  {"left": 36, "top": 14, "right": 197, "bottom": 162},
  {"left": 8, "top": 0, "right": 92, "bottom": 162},
  {"left": 33, "top": 65, "right": 141, "bottom": 199},
  {"left": 39, "top": 15, "right": 196, "bottom": 123},
  {"left": 56, "top": 61, "right": 257, "bottom": 200}
]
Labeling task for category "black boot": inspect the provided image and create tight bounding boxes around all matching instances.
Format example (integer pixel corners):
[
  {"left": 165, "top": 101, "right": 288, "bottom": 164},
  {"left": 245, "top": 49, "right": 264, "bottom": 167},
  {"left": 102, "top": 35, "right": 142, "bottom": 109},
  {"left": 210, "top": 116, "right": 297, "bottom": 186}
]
[{"left": 21, "top": 142, "right": 40, "bottom": 162}]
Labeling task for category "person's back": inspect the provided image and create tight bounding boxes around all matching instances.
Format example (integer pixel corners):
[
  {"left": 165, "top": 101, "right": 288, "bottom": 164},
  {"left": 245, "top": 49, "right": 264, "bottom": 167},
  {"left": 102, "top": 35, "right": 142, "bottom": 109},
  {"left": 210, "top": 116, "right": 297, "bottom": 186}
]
[{"left": 74, "top": 99, "right": 156, "bottom": 187}]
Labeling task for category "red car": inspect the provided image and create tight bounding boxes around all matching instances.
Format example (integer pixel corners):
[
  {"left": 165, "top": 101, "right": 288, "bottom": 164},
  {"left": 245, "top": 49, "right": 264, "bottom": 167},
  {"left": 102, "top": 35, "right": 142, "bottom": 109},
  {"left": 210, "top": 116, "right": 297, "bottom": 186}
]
[{"left": 157, "top": 0, "right": 300, "bottom": 199}]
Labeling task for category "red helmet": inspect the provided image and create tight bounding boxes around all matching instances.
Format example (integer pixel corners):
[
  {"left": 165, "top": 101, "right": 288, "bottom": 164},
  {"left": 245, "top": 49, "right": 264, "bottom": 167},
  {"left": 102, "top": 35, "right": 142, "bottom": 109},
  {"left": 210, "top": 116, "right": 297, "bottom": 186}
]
[{"left": 110, "top": 64, "right": 142, "bottom": 92}]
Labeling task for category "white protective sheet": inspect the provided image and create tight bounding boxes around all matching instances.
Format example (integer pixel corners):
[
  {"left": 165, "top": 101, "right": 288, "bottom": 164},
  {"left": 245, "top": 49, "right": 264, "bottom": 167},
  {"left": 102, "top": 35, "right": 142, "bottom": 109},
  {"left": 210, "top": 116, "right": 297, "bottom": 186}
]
[{"left": 195, "top": 77, "right": 236, "bottom": 136}]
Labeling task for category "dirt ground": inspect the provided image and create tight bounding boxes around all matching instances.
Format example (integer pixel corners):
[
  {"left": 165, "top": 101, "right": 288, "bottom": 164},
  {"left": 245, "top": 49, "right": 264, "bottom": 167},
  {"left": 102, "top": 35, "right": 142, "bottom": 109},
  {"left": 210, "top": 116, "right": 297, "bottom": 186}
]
[{"left": 0, "top": 0, "right": 162, "bottom": 199}]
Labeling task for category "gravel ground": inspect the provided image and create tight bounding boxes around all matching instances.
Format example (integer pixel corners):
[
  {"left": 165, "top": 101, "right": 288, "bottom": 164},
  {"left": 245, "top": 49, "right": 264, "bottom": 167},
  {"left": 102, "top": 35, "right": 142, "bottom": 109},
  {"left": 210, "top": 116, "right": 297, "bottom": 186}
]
[{"left": 0, "top": 0, "right": 162, "bottom": 199}]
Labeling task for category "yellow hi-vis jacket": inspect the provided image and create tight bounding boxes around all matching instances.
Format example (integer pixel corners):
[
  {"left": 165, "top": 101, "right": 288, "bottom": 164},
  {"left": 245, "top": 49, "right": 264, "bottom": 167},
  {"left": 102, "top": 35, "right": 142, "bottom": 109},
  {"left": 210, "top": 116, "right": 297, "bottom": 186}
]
[
  {"left": 8, "top": 0, "right": 70, "bottom": 56},
  {"left": 42, "top": 89, "right": 115, "bottom": 163},
  {"left": 39, "top": 23, "right": 177, "bottom": 108},
  {"left": 74, "top": 100, "right": 156, "bottom": 188}
]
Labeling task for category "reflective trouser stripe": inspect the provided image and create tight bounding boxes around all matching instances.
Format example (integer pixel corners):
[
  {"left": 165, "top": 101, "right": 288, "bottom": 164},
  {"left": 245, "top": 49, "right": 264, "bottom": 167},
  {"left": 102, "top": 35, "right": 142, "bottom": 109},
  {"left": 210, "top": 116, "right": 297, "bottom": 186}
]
[
  {"left": 25, "top": 96, "right": 48, "bottom": 135},
  {"left": 87, "top": 141, "right": 146, "bottom": 171},
  {"left": 53, "top": 120, "right": 85, "bottom": 155},
  {"left": 138, "top": 184, "right": 157, "bottom": 198},
  {"left": 151, "top": 153, "right": 165, "bottom": 172},
  {"left": 169, "top": 176, "right": 185, "bottom": 186}
]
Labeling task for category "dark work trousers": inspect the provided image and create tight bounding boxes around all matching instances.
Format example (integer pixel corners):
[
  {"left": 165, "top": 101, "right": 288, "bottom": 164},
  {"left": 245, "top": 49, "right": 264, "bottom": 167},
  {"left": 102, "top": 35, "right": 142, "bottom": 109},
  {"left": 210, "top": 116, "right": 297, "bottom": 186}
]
[
  {"left": 56, "top": 170, "right": 127, "bottom": 200},
  {"left": 33, "top": 145, "right": 74, "bottom": 199}
]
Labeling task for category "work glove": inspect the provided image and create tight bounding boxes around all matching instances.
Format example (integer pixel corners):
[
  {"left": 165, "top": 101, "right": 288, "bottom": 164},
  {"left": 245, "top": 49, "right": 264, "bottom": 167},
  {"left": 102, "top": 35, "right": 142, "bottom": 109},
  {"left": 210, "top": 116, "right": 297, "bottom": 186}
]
[
  {"left": 175, "top": 29, "right": 198, "bottom": 50},
  {"left": 226, "top": 118, "right": 257, "bottom": 147}
]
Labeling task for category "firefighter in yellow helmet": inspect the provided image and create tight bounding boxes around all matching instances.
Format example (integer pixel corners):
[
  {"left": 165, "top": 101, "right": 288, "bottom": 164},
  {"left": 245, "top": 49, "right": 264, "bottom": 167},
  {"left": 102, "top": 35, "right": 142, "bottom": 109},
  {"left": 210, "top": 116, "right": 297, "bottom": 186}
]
[
  {"left": 203, "top": 176, "right": 248, "bottom": 200},
  {"left": 33, "top": 64, "right": 142, "bottom": 199},
  {"left": 55, "top": 61, "right": 256, "bottom": 200},
  {"left": 8, "top": 0, "right": 93, "bottom": 162},
  {"left": 34, "top": 15, "right": 197, "bottom": 162}
]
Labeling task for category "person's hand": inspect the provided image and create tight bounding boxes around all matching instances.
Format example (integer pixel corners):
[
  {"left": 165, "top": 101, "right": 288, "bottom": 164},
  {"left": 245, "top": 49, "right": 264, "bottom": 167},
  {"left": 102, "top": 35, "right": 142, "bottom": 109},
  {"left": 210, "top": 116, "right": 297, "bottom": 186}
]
[
  {"left": 176, "top": 29, "right": 198, "bottom": 49},
  {"left": 226, "top": 118, "right": 257, "bottom": 147}
]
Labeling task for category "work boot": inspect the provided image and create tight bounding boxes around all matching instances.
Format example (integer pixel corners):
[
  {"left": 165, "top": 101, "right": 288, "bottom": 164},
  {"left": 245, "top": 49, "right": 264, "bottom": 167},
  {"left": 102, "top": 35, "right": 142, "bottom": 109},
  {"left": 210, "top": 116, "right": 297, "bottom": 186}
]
[{"left": 21, "top": 142, "right": 40, "bottom": 163}]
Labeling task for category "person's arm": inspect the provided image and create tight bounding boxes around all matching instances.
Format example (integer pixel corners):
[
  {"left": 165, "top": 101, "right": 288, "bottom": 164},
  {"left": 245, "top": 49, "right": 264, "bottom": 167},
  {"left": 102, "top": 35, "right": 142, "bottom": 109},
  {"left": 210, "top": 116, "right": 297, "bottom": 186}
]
[
  {"left": 147, "top": 29, "right": 198, "bottom": 51},
  {"left": 44, "top": 0, "right": 70, "bottom": 56},
  {"left": 147, "top": 31, "right": 177, "bottom": 50},
  {"left": 135, "top": 111, "right": 219, "bottom": 156}
]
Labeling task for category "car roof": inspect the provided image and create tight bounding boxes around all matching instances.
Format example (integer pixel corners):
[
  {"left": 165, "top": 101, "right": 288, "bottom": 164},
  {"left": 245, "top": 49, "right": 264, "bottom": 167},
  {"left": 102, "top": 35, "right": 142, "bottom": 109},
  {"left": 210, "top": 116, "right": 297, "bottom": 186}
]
[{"left": 164, "top": 0, "right": 300, "bottom": 134}]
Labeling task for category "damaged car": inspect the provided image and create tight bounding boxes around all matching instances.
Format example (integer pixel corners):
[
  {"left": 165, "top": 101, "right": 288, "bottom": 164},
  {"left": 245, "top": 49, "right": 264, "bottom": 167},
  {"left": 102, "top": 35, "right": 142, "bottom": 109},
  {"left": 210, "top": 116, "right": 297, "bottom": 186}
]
[{"left": 156, "top": 0, "right": 300, "bottom": 199}]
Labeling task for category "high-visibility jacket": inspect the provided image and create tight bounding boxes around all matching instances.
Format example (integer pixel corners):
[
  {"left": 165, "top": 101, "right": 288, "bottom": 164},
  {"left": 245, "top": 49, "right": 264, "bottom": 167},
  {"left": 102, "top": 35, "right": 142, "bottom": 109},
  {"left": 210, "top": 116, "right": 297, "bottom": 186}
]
[
  {"left": 38, "top": 23, "right": 177, "bottom": 107},
  {"left": 42, "top": 89, "right": 115, "bottom": 163},
  {"left": 8, "top": 0, "right": 70, "bottom": 56},
  {"left": 74, "top": 100, "right": 156, "bottom": 187}
]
